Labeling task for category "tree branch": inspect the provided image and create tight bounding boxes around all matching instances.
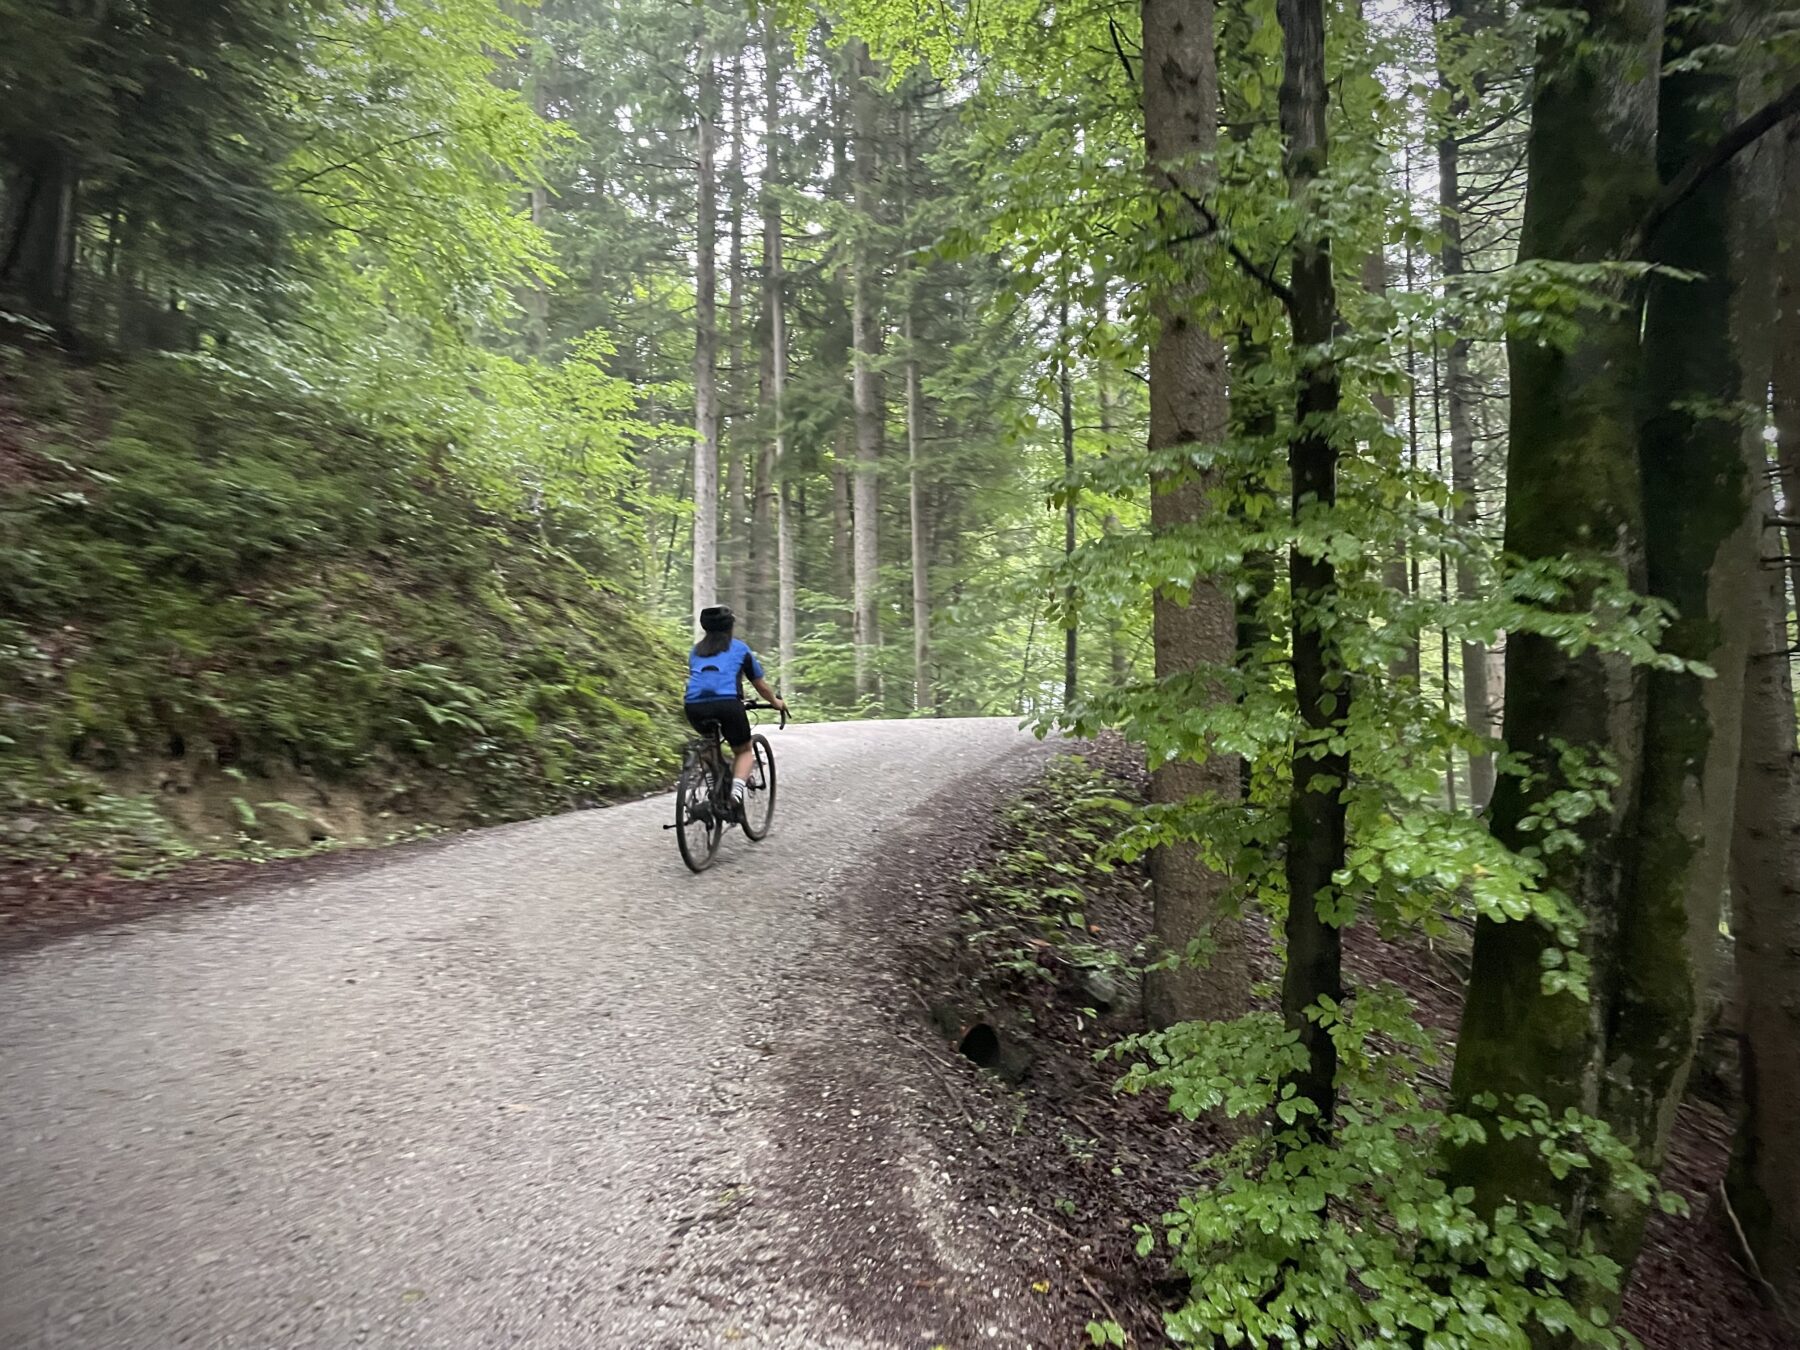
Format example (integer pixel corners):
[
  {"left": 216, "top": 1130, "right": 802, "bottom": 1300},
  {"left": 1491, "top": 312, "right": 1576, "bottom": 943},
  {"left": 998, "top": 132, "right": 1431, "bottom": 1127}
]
[
  {"left": 1107, "top": 17, "right": 1137, "bottom": 86},
  {"left": 1108, "top": 20, "right": 1296, "bottom": 313},
  {"left": 1624, "top": 78, "right": 1800, "bottom": 257},
  {"left": 1166, "top": 179, "right": 1299, "bottom": 312}
]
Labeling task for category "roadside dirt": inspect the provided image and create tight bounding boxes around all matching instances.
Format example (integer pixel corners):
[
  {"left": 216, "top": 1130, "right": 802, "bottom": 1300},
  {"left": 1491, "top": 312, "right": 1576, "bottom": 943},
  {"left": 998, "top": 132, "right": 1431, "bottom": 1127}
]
[{"left": 0, "top": 827, "right": 464, "bottom": 955}]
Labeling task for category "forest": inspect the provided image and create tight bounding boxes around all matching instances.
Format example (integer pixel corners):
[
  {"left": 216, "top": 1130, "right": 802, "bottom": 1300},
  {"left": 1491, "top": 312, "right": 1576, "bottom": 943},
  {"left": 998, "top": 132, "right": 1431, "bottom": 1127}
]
[{"left": 3, "top": 0, "right": 1799, "bottom": 1343}]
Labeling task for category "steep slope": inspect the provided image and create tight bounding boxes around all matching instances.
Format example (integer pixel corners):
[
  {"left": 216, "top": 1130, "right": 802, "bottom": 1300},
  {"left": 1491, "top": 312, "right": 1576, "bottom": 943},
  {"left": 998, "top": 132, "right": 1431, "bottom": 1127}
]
[{"left": 1, "top": 333, "right": 683, "bottom": 868}]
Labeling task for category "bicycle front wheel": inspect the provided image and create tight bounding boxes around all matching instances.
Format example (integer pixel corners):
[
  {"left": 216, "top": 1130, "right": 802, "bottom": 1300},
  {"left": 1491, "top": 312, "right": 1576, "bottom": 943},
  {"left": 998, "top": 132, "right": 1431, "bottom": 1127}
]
[
  {"left": 676, "top": 759, "right": 723, "bottom": 872},
  {"left": 740, "top": 734, "right": 777, "bottom": 841}
]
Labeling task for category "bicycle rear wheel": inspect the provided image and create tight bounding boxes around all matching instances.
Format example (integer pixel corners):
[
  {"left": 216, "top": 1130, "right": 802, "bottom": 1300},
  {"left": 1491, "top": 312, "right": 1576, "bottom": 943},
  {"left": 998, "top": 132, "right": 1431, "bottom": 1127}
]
[
  {"left": 676, "top": 755, "right": 723, "bottom": 872},
  {"left": 740, "top": 734, "right": 777, "bottom": 841}
]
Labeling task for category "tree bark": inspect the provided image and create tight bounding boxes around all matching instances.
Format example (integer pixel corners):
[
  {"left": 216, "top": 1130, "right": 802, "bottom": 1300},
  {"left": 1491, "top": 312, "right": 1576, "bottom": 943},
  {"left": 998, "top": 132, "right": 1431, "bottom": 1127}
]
[
  {"left": 1775, "top": 123, "right": 1800, "bottom": 610},
  {"left": 760, "top": 18, "right": 795, "bottom": 692},
  {"left": 1448, "top": 0, "right": 1662, "bottom": 1224},
  {"left": 1140, "top": 0, "right": 1247, "bottom": 1030},
  {"left": 1060, "top": 289, "right": 1079, "bottom": 708},
  {"left": 1231, "top": 328, "right": 1279, "bottom": 801},
  {"left": 1366, "top": 248, "right": 1417, "bottom": 685},
  {"left": 519, "top": 34, "right": 551, "bottom": 356},
  {"left": 905, "top": 306, "right": 931, "bottom": 712},
  {"left": 1727, "top": 500, "right": 1800, "bottom": 1326},
  {"left": 899, "top": 98, "right": 932, "bottom": 713},
  {"left": 1276, "top": 0, "right": 1348, "bottom": 1130},
  {"left": 0, "top": 136, "right": 78, "bottom": 325},
  {"left": 1098, "top": 290, "right": 1132, "bottom": 691},
  {"left": 831, "top": 454, "right": 853, "bottom": 609},
  {"left": 726, "top": 50, "right": 750, "bottom": 625},
  {"left": 1727, "top": 115, "right": 1800, "bottom": 1329},
  {"left": 691, "top": 31, "right": 721, "bottom": 631},
  {"left": 1595, "top": 0, "right": 1764, "bottom": 1278},
  {"left": 849, "top": 39, "right": 884, "bottom": 705},
  {"left": 1437, "top": 0, "right": 1497, "bottom": 807}
]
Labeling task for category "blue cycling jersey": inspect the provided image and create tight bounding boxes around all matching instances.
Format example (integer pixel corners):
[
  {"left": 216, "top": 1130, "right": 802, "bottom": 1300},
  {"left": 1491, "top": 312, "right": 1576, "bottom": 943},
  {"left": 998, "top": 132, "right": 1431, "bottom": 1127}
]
[{"left": 685, "top": 638, "right": 764, "bottom": 703}]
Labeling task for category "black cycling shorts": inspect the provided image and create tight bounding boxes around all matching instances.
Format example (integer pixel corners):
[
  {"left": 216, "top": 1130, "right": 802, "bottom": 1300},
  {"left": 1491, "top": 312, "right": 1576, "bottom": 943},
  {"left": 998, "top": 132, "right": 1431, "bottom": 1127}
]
[{"left": 684, "top": 697, "right": 751, "bottom": 749}]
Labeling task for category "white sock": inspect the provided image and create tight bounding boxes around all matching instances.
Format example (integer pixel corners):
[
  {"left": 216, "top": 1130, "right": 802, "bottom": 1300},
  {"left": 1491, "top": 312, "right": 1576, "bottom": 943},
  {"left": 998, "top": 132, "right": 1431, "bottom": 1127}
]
[{"left": 731, "top": 780, "right": 746, "bottom": 802}]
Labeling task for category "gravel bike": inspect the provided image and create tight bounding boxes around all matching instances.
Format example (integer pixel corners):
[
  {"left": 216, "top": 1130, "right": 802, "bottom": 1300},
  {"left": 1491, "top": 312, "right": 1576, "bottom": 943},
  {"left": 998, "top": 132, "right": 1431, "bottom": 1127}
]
[{"left": 670, "top": 699, "right": 785, "bottom": 872}]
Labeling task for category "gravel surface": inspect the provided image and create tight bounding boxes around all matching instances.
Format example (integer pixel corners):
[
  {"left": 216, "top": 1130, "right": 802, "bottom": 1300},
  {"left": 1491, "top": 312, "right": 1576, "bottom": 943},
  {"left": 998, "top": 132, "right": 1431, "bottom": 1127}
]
[{"left": 1, "top": 717, "right": 1056, "bottom": 1350}]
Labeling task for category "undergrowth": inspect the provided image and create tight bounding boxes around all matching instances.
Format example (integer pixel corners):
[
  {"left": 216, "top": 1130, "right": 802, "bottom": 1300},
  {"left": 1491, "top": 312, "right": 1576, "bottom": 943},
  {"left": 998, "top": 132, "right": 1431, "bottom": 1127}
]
[
  {"left": 955, "top": 753, "right": 1148, "bottom": 1015},
  {"left": 1, "top": 337, "right": 684, "bottom": 865},
  {"left": 946, "top": 752, "right": 1675, "bottom": 1350}
]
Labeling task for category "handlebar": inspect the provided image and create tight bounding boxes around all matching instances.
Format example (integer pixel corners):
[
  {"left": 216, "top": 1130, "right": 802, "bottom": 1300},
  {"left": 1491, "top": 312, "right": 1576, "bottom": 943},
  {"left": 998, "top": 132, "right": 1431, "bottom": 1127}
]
[{"left": 743, "top": 699, "right": 789, "bottom": 730}]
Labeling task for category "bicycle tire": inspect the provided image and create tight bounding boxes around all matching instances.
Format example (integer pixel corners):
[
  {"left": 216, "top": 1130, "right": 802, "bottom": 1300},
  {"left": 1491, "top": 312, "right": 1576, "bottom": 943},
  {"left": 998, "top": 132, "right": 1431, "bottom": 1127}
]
[
  {"left": 675, "top": 755, "right": 722, "bottom": 872},
  {"left": 740, "top": 734, "right": 777, "bottom": 841}
]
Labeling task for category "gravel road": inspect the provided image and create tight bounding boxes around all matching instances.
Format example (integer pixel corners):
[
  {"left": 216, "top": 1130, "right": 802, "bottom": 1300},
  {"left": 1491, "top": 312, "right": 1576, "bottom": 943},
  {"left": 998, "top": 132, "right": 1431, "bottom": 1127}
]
[{"left": 2, "top": 717, "right": 1058, "bottom": 1350}]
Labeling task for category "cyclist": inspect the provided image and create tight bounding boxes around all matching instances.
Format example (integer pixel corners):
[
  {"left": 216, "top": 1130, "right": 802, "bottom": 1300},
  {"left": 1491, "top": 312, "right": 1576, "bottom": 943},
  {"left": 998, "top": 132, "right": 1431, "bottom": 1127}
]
[{"left": 685, "top": 605, "right": 786, "bottom": 818}]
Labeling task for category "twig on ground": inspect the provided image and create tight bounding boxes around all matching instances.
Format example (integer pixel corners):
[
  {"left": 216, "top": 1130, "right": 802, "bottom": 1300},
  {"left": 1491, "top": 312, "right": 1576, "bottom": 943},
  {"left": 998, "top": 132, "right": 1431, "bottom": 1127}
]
[
  {"left": 896, "top": 1029, "right": 991, "bottom": 1147},
  {"left": 1718, "top": 1180, "right": 1783, "bottom": 1312},
  {"left": 1017, "top": 1203, "right": 1132, "bottom": 1335},
  {"left": 1063, "top": 1106, "right": 1107, "bottom": 1142},
  {"left": 1081, "top": 1270, "right": 1130, "bottom": 1344}
]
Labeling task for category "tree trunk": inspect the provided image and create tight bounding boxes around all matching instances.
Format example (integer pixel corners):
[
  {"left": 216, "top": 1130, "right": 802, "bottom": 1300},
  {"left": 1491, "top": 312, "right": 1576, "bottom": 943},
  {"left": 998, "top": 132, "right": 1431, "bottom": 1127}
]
[
  {"left": 832, "top": 454, "right": 853, "bottom": 608},
  {"left": 1436, "top": 0, "right": 1496, "bottom": 807},
  {"left": 1140, "top": 0, "right": 1247, "bottom": 1030},
  {"left": 1231, "top": 328, "right": 1279, "bottom": 801},
  {"left": 1727, "top": 502, "right": 1800, "bottom": 1326},
  {"left": 519, "top": 36, "right": 551, "bottom": 356},
  {"left": 849, "top": 39, "right": 884, "bottom": 706},
  {"left": 1365, "top": 248, "right": 1417, "bottom": 685},
  {"left": 1098, "top": 291, "right": 1131, "bottom": 690},
  {"left": 1596, "top": 1, "right": 1764, "bottom": 1278},
  {"left": 1448, "top": 0, "right": 1662, "bottom": 1223},
  {"left": 905, "top": 312, "right": 931, "bottom": 712},
  {"left": 726, "top": 50, "right": 750, "bottom": 625},
  {"left": 1060, "top": 289, "right": 1078, "bottom": 708},
  {"left": 1775, "top": 123, "right": 1800, "bottom": 608},
  {"left": 1727, "top": 116, "right": 1800, "bottom": 1329},
  {"left": 761, "top": 18, "right": 795, "bottom": 692},
  {"left": 900, "top": 99, "right": 932, "bottom": 714},
  {"left": 0, "top": 136, "right": 78, "bottom": 325},
  {"left": 1276, "top": 0, "right": 1348, "bottom": 1130},
  {"left": 691, "top": 33, "right": 721, "bottom": 631},
  {"left": 825, "top": 70, "right": 856, "bottom": 633}
]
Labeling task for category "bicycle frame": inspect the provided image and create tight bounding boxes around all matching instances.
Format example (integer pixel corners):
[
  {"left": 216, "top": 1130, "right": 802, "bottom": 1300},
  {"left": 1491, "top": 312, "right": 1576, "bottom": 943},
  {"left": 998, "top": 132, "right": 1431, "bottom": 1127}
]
[{"left": 667, "top": 700, "right": 788, "bottom": 868}]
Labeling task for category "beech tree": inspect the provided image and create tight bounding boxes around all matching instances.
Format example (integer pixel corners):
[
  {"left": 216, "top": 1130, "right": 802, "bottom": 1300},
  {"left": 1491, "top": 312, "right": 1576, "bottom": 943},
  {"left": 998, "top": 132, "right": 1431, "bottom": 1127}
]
[{"left": 1138, "top": 0, "right": 1249, "bottom": 1029}]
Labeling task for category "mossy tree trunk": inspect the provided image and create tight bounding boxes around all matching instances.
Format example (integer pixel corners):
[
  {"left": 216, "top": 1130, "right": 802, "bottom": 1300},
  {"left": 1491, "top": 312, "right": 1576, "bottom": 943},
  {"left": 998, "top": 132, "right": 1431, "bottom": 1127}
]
[
  {"left": 1140, "top": 0, "right": 1248, "bottom": 1029},
  {"left": 1452, "top": 0, "right": 1792, "bottom": 1317},
  {"left": 1597, "top": 0, "right": 1767, "bottom": 1275},
  {"left": 1448, "top": 0, "right": 1662, "bottom": 1216}
]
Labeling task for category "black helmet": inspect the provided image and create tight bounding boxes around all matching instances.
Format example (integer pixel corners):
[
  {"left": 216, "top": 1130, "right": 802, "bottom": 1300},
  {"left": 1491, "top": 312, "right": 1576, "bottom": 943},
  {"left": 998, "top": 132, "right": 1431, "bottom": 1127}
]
[{"left": 699, "top": 605, "right": 735, "bottom": 634}]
